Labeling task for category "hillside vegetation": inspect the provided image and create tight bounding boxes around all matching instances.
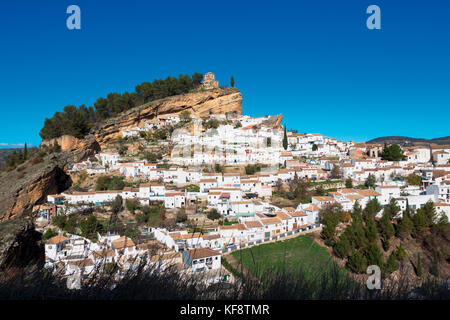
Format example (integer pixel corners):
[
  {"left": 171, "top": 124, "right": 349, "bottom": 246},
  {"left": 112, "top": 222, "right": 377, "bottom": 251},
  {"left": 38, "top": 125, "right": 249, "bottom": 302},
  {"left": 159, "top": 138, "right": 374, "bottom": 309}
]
[
  {"left": 367, "top": 136, "right": 450, "bottom": 146},
  {"left": 39, "top": 73, "right": 204, "bottom": 140}
]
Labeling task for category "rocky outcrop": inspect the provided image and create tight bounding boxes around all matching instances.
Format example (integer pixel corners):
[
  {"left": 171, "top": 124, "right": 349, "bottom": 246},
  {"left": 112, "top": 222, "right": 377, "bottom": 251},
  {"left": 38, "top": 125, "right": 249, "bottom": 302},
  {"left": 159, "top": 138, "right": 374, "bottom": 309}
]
[
  {"left": 262, "top": 114, "right": 283, "bottom": 129},
  {"left": 0, "top": 136, "right": 100, "bottom": 221},
  {"left": 0, "top": 218, "right": 43, "bottom": 277},
  {"left": 92, "top": 87, "right": 243, "bottom": 146},
  {"left": 40, "top": 135, "right": 83, "bottom": 152}
]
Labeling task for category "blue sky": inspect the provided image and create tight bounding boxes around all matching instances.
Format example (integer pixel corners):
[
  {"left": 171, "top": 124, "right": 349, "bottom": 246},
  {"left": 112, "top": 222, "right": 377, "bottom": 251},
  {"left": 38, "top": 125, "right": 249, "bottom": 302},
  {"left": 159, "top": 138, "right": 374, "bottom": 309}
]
[{"left": 0, "top": 0, "right": 449, "bottom": 148}]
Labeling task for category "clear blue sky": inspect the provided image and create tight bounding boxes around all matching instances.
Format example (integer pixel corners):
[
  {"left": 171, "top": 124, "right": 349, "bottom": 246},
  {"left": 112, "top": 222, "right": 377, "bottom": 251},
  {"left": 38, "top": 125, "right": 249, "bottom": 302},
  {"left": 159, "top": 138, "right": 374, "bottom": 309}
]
[{"left": 0, "top": 0, "right": 449, "bottom": 148}]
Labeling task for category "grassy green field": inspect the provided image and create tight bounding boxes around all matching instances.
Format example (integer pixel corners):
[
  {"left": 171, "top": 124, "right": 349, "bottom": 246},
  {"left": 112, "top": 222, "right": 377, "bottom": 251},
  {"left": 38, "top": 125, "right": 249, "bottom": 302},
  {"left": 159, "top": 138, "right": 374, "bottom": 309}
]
[{"left": 231, "top": 234, "right": 347, "bottom": 281}]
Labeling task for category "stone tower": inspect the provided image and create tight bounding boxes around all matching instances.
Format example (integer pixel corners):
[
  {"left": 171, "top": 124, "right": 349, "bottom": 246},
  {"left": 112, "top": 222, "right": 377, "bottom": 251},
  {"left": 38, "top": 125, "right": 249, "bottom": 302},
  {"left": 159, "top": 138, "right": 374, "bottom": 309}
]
[{"left": 201, "top": 72, "right": 219, "bottom": 90}]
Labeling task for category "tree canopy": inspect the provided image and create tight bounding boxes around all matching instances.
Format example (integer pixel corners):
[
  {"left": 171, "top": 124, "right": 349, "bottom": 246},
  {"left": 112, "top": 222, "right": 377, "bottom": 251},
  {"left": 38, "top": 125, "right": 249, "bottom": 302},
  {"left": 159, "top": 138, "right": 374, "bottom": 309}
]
[
  {"left": 381, "top": 144, "right": 406, "bottom": 161},
  {"left": 40, "top": 73, "right": 203, "bottom": 140}
]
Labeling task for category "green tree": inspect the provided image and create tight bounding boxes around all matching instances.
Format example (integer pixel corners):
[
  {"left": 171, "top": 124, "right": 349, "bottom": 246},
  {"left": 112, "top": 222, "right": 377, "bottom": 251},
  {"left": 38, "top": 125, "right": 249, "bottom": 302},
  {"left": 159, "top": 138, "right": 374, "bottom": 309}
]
[
  {"left": 380, "top": 212, "right": 395, "bottom": 238},
  {"left": 186, "top": 184, "right": 200, "bottom": 192},
  {"left": 42, "top": 228, "right": 57, "bottom": 240},
  {"left": 385, "top": 252, "right": 399, "bottom": 275},
  {"left": 397, "top": 214, "right": 413, "bottom": 238},
  {"left": 53, "top": 140, "right": 61, "bottom": 153},
  {"left": 406, "top": 173, "right": 421, "bottom": 186},
  {"left": 352, "top": 201, "right": 363, "bottom": 221},
  {"left": 111, "top": 195, "right": 123, "bottom": 217},
  {"left": 63, "top": 215, "right": 77, "bottom": 234},
  {"left": 384, "top": 198, "right": 401, "bottom": 219},
  {"left": 52, "top": 215, "right": 67, "bottom": 229},
  {"left": 422, "top": 200, "right": 437, "bottom": 225},
  {"left": 125, "top": 199, "right": 139, "bottom": 214},
  {"left": 334, "top": 235, "right": 351, "bottom": 258},
  {"left": 176, "top": 212, "right": 187, "bottom": 223},
  {"left": 365, "top": 217, "right": 379, "bottom": 242},
  {"left": 382, "top": 144, "right": 406, "bottom": 161},
  {"left": 363, "top": 198, "right": 382, "bottom": 220},
  {"left": 364, "top": 174, "right": 376, "bottom": 188},
  {"left": 230, "top": 76, "right": 235, "bottom": 87},
  {"left": 79, "top": 215, "right": 102, "bottom": 239},
  {"left": 365, "top": 243, "right": 384, "bottom": 270},
  {"left": 330, "top": 165, "right": 342, "bottom": 179},
  {"left": 312, "top": 144, "right": 318, "bottom": 151},
  {"left": 283, "top": 125, "right": 288, "bottom": 150},
  {"left": 347, "top": 250, "right": 368, "bottom": 273},
  {"left": 395, "top": 246, "right": 408, "bottom": 262},
  {"left": 382, "top": 236, "right": 390, "bottom": 251},
  {"left": 23, "top": 143, "right": 28, "bottom": 161},
  {"left": 207, "top": 209, "right": 221, "bottom": 220},
  {"left": 414, "top": 209, "right": 429, "bottom": 235},
  {"left": 345, "top": 178, "right": 353, "bottom": 188}
]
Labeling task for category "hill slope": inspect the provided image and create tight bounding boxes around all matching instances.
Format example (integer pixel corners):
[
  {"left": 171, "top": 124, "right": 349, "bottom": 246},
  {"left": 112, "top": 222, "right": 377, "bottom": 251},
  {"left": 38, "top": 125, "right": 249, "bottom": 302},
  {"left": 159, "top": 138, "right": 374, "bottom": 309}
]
[{"left": 367, "top": 136, "right": 450, "bottom": 146}]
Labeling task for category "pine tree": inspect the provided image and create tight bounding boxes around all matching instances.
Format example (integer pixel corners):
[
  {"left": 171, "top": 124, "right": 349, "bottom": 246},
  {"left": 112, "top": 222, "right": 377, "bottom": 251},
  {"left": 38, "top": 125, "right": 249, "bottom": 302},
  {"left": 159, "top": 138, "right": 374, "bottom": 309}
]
[
  {"left": 385, "top": 252, "right": 399, "bottom": 275},
  {"left": 384, "top": 198, "right": 401, "bottom": 219},
  {"left": 230, "top": 76, "right": 235, "bottom": 88},
  {"left": 283, "top": 125, "right": 288, "bottom": 150},
  {"left": 380, "top": 212, "right": 395, "bottom": 238},
  {"left": 365, "top": 217, "right": 379, "bottom": 242},
  {"left": 365, "top": 243, "right": 384, "bottom": 270},
  {"left": 334, "top": 235, "right": 351, "bottom": 258},
  {"left": 347, "top": 250, "right": 368, "bottom": 273},
  {"left": 395, "top": 246, "right": 408, "bottom": 262},
  {"left": 397, "top": 214, "right": 413, "bottom": 238}
]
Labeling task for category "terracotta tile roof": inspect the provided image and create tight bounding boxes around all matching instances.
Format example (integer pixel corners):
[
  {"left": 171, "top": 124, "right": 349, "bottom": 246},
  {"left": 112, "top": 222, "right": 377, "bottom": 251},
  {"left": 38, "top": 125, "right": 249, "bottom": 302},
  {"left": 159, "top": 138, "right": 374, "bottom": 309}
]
[
  {"left": 275, "top": 211, "right": 291, "bottom": 220},
  {"left": 46, "top": 235, "right": 69, "bottom": 244},
  {"left": 187, "top": 248, "right": 221, "bottom": 259},
  {"left": 290, "top": 211, "right": 308, "bottom": 217},
  {"left": 357, "top": 189, "right": 381, "bottom": 197},
  {"left": 68, "top": 258, "right": 94, "bottom": 267},
  {"left": 245, "top": 221, "right": 263, "bottom": 228},
  {"left": 261, "top": 217, "right": 281, "bottom": 225},
  {"left": 220, "top": 224, "right": 246, "bottom": 231},
  {"left": 304, "top": 204, "right": 320, "bottom": 211},
  {"left": 112, "top": 236, "right": 135, "bottom": 249}
]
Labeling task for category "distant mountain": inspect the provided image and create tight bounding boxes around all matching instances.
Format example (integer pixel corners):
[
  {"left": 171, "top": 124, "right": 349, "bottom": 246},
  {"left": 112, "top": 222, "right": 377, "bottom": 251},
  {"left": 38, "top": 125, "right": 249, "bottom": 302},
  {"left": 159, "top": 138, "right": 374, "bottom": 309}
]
[
  {"left": 366, "top": 136, "right": 450, "bottom": 146},
  {"left": 0, "top": 148, "right": 18, "bottom": 168}
]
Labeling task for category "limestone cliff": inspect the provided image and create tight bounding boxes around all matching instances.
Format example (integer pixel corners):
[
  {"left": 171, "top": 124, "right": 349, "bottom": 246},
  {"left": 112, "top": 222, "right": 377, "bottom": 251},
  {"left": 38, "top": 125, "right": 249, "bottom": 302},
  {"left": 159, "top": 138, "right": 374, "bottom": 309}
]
[
  {"left": 0, "top": 136, "right": 100, "bottom": 221},
  {"left": 0, "top": 218, "right": 43, "bottom": 277},
  {"left": 92, "top": 87, "right": 243, "bottom": 146}
]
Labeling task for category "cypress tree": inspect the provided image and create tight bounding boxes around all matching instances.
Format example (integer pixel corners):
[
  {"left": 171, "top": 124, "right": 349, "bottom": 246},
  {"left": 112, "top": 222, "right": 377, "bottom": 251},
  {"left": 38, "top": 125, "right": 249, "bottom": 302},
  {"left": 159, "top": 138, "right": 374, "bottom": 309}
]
[
  {"left": 283, "top": 125, "right": 288, "bottom": 150},
  {"left": 230, "top": 76, "right": 235, "bottom": 87},
  {"left": 24, "top": 142, "right": 27, "bottom": 160}
]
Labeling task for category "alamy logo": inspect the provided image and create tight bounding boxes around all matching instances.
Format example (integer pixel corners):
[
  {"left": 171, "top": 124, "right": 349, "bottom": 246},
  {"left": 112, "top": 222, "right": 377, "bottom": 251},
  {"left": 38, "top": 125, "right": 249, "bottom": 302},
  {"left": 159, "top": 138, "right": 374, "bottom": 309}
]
[
  {"left": 366, "top": 265, "right": 381, "bottom": 289},
  {"left": 366, "top": 5, "right": 381, "bottom": 30},
  {"left": 66, "top": 5, "right": 81, "bottom": 30}
]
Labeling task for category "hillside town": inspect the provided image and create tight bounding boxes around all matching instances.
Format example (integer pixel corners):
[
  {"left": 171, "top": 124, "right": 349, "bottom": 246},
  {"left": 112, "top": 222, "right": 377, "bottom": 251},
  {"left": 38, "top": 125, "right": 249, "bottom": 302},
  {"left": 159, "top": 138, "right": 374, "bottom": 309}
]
[{"left": 34, "top": 73, "right": 450, "bottom": 289}]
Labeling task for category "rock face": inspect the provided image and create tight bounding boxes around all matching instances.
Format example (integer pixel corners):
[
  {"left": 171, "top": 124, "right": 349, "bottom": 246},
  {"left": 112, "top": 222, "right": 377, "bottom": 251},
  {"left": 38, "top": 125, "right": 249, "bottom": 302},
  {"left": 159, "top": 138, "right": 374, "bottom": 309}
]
[
  {"left": 92, "top": 87, "right": 243, "bottom": 146},
  {"left": 40, "top": 135, "right": 83, "bottom": 152},
  {"left": 0, "top": 136, "right": 100, "bottom": 221},
  {"left": 0, "top": 218, "right": 43, "bottom": 276},
  {"left": 2, "top": 88, "right": 241, "bottom": 221},
  {"left": 262, "top": 114, "right": 283, "bottom": 129}
]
